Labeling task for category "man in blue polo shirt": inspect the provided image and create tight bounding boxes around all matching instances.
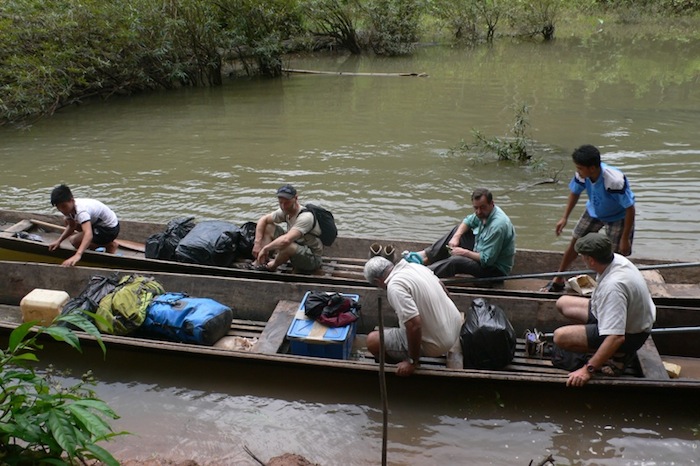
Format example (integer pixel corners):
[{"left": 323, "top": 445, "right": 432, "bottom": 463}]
[
  {"left": 542, "top": 145, "right": 636, "bottom": 292},
  {"left": 411, "top": 188, "right": 516, "bottom": 280}
]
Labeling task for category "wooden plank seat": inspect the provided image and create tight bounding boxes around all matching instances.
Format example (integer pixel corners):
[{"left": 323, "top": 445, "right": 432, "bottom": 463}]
[
  {"left": 636, "top": 336, "right": 670, "bottom": 380},
  {"left": 0, "top": 220, "right": 33, "bottom": 238},
  {"left": 252, "top": 300, "right": 299, "bottom": 354}
]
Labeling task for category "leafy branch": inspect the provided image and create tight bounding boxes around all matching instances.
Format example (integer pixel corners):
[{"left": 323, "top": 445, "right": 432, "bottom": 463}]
[{"left": 0, "top": 313, "right": 126, "bottom": 465}]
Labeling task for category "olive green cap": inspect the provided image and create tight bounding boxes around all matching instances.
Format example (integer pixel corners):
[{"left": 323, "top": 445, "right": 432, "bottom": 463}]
[{"left": 575, "top": 233, "right": 613, "bottom": 262}]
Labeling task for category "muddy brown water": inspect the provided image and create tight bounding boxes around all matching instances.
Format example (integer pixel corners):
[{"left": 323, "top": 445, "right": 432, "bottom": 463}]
[{"left": 2, "top": 37, "right": 700, "bottom": 464}]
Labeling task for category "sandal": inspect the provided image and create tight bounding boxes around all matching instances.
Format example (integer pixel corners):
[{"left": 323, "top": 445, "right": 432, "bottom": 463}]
[
  {"left": 541, "top": 280, "right": 565, "bottom": 293},
  {"left": 245, "top": 262, "right": 271, "bottom": 272},
  {"left": 600, "top": 361, "right": 624, "bottom": 377}
]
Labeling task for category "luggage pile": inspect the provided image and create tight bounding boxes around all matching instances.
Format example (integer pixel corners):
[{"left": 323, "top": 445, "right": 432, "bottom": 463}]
[
  {"left": 145, "top": 217, "right": 257, "bottom": 266},
  {"left": 58, "top": 273, "right": 233, "bottom": 345}
]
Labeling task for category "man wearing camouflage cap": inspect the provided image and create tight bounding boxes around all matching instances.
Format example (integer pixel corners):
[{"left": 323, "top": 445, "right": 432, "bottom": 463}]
[{"left": 552, "top": 232, "right": 656, "bottom": 387}]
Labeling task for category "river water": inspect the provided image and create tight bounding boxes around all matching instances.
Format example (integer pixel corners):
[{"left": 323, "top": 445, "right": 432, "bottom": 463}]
[{"left": 2, "top": 36, "right": 700, "bottom": 463}]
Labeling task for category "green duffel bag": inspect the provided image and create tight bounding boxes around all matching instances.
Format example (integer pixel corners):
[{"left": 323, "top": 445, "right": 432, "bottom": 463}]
[{"left": 96, "top": 275, "right": 165, "bottom": 335}]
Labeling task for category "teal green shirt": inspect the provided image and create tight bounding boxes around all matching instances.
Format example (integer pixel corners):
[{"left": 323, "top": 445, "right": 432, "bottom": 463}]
[{"left": 463, "top": 205, "right": 516, "bottom": 275}]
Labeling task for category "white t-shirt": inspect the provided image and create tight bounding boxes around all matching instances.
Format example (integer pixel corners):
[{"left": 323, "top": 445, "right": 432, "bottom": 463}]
[
  {"left": 591, "top": 254, "right": 656, "bottom": 335},
  {"left": 385, "top": 260, "right": 462, "bottom": 356},
  {"left": 67, "top": 199, "right": 119, "bottom": 228},
  {"left": 271, "top": 208, "right": 323, "bottom": 256}
]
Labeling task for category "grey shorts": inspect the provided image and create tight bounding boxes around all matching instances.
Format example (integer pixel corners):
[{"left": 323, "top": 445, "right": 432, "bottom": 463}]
[
  {"left": 289, "top": 244, "right": 322, "bottom": 273},
  {"left": 381, "top": 328, "right": 411, "bottom": 362},
  {"left": 272, "top": 225, "right": 322, "bottom": 273},
  {"left": 572, "top": 211, "right": 634, "bottom": 254}
]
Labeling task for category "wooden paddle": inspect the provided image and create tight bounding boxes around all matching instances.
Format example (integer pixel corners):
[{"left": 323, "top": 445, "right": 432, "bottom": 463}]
[
  {"left": 29, "top": 218, "right": 146, "bottom": 253},
  {"left": 443, "top": 261, "right": 700, "bottom": 284}
]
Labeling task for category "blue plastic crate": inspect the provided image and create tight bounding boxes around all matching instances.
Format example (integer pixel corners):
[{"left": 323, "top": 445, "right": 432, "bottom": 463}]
[{"left": 286, "top": 291, "right": 360, "bottom": 360}]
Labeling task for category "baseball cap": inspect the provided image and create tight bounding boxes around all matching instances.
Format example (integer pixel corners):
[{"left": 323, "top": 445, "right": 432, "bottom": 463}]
[
  {"left": 276, "top": 184, "right": 297, "bottom": 199},
  {"left": 575, "top": 233, "right": 613, "bottom": 262}
]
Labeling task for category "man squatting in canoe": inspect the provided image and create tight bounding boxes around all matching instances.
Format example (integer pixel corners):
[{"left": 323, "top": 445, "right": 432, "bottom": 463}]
[
  {"left": 554, "top": 233, "right": 656, "bottom": 387},
  {"left": 364, "top": 255, "right": 462, "bottom": 377},
  {"left": 542, "top": 144, "right": 636, "bottom": 292},
  {"left": 250, "top": 184, "right": 323, "bottom": 274},
  {"left": 406, "top": 187, "right": 516, "bottom": 281},
  {"left": 48, "top": 184, "right": 121, "bottom": 267}
]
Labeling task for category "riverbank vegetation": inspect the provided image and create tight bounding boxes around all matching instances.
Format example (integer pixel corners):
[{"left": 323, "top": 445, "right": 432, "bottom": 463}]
[
  {"left": 1, "top": 0, "right": 699, "bottom": 126},
  {"left": 0, "top": 314, "right": 124, "bottom": 465}
]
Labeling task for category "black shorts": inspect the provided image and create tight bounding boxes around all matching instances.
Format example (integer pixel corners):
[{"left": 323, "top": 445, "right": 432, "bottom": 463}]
[
  {"left": 585, "top": 309, "right": 650, "bottom": 354},
  {"left": 91, "top": 222, "right": 120, "bottom": 245}
]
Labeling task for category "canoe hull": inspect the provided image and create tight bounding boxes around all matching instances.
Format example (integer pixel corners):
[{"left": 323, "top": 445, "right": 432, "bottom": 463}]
[
  {"left": 3, "top": 210, "right": 700, "bottom": 305},
  {"left": 1, "top": 260, "right": 699, "bottom": 392}
]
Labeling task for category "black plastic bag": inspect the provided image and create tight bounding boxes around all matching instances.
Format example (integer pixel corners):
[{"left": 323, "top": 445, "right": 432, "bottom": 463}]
[
  {"left": 461, "top": 298, "right": 516, "bottom": 370},
  {"left": 59, "top": 273, "right": 121, "bottom": 327},
  {"left": 145, "top": 217, "right": 196, "bottom": 260},
  {"left": 235, "top": 221, "right": 257, "bottom": 260},
  {"left": 550, "top": 343, "right": 588, "bottom": 371},
  {"left": 174, "top": 221, "right": 241, "bottom": 266}
]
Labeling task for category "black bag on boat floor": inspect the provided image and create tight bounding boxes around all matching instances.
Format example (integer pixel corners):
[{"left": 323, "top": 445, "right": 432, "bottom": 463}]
[
  {"left": 461, "top": 298, "right": 516, "bottom": 370},
  {"left": 59, "top": 273, "right": 121, "bottom": 327},
  {"left": 140, "top": 292, "right": 234, "bottom": 345},
  {"left": 174, "top": 220, "right": 241, "bottom": 266},
  {"left": 550, "top": 343, "right": 588, "bottom": 371},
  {"left": 235, "top": 221, "right": 257, "bottom": 260},
  {"left": 145, "top": 216, "right": 196, "bottom": 260}
]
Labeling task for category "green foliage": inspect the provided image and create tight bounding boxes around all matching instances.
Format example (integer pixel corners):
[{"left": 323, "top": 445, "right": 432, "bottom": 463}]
[
  {"left": 367, "top": 0, "right": 425, "bottom": 55},
  {"left": 2, "top": 0, "right": 700, "bottom": 125},
  {"left": 451, "top": 103, "right": 534, "bottom": 164},
  {"left": 0, "top": 314, "right": 124, "bottom": 464},
  {"left": 593, "top": 0, "right": 700, "bottom": 15},
  {"left": 219, "top": 0, "right": 304, "bottom": 77},
  {"left": 475, "top": 0, "right": 514, "bottom": 42},
  {"left": 304, "top": 0, "right": 364, "bottom": 53},
  {"left": 513, "top": 0, "right": 560, "bottom": 41},
  {"left": 428, "top": 0, "right": 479, "bottom": 42},
  {"left": 0, "top": 0, "right": 226, "bottom": 126}
]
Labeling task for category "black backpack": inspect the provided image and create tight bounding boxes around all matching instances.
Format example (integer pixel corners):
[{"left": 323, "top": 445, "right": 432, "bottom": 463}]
[{"left": 302, "top": 203, "right": 338, "bottom": 246}]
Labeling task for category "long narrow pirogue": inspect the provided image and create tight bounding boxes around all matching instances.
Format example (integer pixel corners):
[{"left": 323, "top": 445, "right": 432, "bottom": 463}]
[
  {"left": 0, "top": 260, "right": 699, "bottom": 392},
  {"left": 2, "top": 209, "right": 700, "bottom": 306}
]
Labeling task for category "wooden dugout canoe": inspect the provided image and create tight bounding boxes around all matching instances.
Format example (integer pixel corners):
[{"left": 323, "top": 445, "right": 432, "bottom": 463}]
[
  {"left": 2, "top": 209, "right": 700, "bottom": 306},
  {"left": 0, "top": 260, "right": 698, "bottom": 391}
]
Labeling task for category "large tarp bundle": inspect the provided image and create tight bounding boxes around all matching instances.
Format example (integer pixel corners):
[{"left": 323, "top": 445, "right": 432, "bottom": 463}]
[{"left": 174, "top": 221, "right": 241, "bottom": 266}]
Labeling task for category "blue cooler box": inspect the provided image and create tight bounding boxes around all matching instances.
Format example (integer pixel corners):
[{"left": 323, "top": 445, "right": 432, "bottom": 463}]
[{"left": 286, "top": 291, "right": 360, "bottom": 360}]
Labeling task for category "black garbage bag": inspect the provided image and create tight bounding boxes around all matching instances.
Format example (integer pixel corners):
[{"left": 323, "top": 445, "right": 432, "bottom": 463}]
[
  {"left": 174, "top": 221, "right": 241, "bottom": 266},
  {"left": 58, "top": 273, "right": 121, "bottom": 328},
  {"left": 461, "top": 298, "right": 516, "bottom": 370},
  {"left": 235, "top": 221, "right": 257, "bottom": 260},
  {"left": 145, "top": 217, "right": 196, "bottom": 260}
]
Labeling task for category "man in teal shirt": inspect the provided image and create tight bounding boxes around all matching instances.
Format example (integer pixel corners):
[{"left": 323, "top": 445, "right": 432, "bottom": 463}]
[{"left": 414, "top": 188, "right": 516, "bottom": 280}]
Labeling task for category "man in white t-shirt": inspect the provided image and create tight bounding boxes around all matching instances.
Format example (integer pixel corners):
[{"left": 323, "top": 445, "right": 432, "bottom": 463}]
[
  {"left": 553, "top": 232, "right": 656, "bottom": 387},
  {"left": 364, "top": 256, "right": 462, "bottom": 376},
  {"left": 251, "top": 184, "right": 323, "bottom": 274},
  {"left": 48, "top": 184, "right": 120, "bottom": 267}
]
